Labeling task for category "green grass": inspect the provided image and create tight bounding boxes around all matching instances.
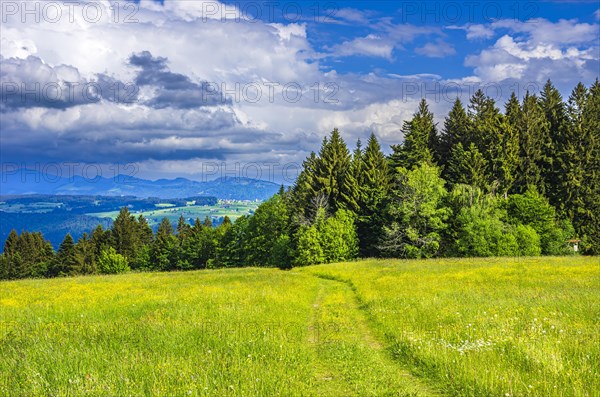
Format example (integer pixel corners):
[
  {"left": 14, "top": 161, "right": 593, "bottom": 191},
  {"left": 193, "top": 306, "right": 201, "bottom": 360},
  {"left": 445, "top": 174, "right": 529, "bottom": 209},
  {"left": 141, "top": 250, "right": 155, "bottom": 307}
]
[{"left": 1, "top": 257, "right": 598, "bottom": 396}]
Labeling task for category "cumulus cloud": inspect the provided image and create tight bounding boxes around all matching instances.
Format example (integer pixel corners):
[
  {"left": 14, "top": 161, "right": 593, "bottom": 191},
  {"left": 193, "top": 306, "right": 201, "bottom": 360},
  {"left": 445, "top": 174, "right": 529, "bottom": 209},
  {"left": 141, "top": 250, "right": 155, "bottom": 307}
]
[
  {"left": 415, "top": 40, "right": 456, "bottom": 58},
  {"left": 329, "top": 35, "right": 395, "bottom": 59},
  {"left": 464, "top": 18, "right": 599, "bottom": 85},
  {"left": 0, "top": 1, "right": 597, "bottom": 180}
]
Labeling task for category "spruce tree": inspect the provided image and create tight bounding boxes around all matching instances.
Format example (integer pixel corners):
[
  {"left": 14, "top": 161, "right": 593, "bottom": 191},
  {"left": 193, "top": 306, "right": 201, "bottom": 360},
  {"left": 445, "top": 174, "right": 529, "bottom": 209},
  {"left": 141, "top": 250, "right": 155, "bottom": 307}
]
[
  {"left": 151, "top": 218, "right": 178, "bottom": 271},
  {"left": 357, "top": 133, "right": 390, "bottom": 256},
  {"left": 579, "top": 79, "right": 600, "bottom": 254},
  {"left": 314, "top": 128, "right": 352, "bottom": 212},
  {"left": 391, "top": 99, "right": 436, "bottom": 170},
  {"left": 74, "top": 233, "right": 96, "bottom": 274},
  {"left": 446, "top": 143, "right": 489, "bottom": 191},
  {"left": 340, "top": 139, "right": 363, "bottom": 214},
  {"left": 505, "top": 92, "right": 550, "bottom": 193},
  {"left": 137, "top": 215, "right": 154, "bottom": 245},
  {"left": 177, "top": 215, "right": 192, "bottom": 240},
  {"left": 468, "top": 90, "right": 518, "bottom": 195},
  {"left": 51, "top": 233, "right": 78, "bottom": 276},
  {"left": 111, "top": 207, "right": 141, "bottom": 260},
  {"left": 438, "top": 98, "right": 470, "bottom": 173},
  {"left": 540, "top": 80, "right": 568, "bottom": 206},
  {"left": 3, "top": 229, "right": 19, "bottom": 256}
]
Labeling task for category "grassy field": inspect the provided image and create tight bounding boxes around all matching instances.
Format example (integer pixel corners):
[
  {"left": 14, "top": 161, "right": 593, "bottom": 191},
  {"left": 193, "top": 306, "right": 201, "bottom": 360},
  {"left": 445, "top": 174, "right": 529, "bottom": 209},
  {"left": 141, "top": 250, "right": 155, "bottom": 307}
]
[{"left": 1, "top": 257, "right": 598, "bottom": 396}]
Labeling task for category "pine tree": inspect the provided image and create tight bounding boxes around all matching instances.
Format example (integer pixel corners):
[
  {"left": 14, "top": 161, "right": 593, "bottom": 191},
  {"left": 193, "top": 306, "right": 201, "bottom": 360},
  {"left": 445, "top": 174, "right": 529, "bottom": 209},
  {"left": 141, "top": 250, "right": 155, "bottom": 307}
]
[
  {"left": 438, "top": 98, "right": 470, "bottom": 173},
  {"left": 563, "top": 81, "right": 600, "bottom": 254},
  {"left": 137, "top": 215, "right": 154, "bottom": 245},
  {"left": 292, "top": 151, "right": 319, "bottom": 221},
  {"left": 74, "top": 233, "right": 96, "bottom": 274},
  {"left": 90, "top": 224, "right": 110, "bottom": 259},
  {"left": 3, "top": 229, "right": 19, "bottom": 256},
  {"left": 446, "top": 143, "right": 489, "bottom": 191},
  {"left": 356, "top": 133, "right": 390, "bottom": 256},
  {"left": 391, "top": 99, "right": 436, "bottom": 170},
  {"left": 579, "top": 78, "right": 600, "bottom": 254},
  {"left": 51, "top": 234, "right": 78, "bottom": 277},
  {"left": 340, "top": 139, "right": 363, "bottom": 214},
  {"left": 510, "top": 92, "right": 550, "bottom": 193},
  {"left": 177, "top": 215, "right": 192, "bottom": 240},
  {"left": 540, "top": 80, "right": 568, "bottom": 206},
  {"left": 315, "top": 128, "right": 352, "bottom": 212},
  {"left": 468, "top": 90, "right": 518, "bottom": 195},
  {"left": 151, "top": 218, "right": 178, "bottom": 271},
  {"left": 111, "top": 207, "right": 141, "bottom": 260}
]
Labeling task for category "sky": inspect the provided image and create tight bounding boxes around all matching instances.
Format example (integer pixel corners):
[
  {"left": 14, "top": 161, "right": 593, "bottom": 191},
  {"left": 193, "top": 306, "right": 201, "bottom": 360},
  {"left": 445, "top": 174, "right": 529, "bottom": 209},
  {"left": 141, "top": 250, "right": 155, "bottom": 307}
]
[{"left": 1, "top": 0, "right": 599, "bottom": 184}]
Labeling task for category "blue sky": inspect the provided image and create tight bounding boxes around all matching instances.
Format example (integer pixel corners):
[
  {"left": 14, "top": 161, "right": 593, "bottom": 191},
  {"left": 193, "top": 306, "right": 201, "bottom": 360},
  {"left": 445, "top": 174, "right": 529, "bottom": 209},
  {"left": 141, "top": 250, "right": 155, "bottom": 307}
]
[{"left": 1, "top": 0, "right": 598, "bottom": 183}]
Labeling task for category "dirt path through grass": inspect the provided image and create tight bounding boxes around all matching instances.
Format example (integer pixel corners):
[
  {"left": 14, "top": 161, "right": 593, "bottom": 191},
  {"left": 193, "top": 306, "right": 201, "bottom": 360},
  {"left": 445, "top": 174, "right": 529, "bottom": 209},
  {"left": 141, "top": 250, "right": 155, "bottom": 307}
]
[{"left": 308, "top": 275, "right": 438, "bottom": 396}]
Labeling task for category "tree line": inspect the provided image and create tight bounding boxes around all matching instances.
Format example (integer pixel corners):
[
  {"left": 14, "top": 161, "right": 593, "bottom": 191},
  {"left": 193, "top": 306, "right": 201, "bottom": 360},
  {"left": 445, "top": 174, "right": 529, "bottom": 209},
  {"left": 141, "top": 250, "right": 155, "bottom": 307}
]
[{"left": 1, "top": 80, "right": 598, "bottom": 279}]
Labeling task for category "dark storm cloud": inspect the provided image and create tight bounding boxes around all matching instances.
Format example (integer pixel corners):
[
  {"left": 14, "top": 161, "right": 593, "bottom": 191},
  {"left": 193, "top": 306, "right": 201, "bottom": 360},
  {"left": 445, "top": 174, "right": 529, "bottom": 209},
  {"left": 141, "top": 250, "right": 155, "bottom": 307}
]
[
  {"left": 0, "top": 123, "right": 285, "bottom": 165},
  {"left": 128, "top": 51, "right": 230, "bottom": 109},
  {"left": 0, "top": 56, "right": 138, "bottom": 112}
]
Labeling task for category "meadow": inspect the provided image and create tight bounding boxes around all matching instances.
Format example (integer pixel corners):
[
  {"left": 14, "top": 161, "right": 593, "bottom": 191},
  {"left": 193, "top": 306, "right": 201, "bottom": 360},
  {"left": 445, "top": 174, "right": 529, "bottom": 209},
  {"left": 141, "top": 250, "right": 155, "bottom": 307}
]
[{"left": 0, "top": 257, "right": 598, "bottom": 396}]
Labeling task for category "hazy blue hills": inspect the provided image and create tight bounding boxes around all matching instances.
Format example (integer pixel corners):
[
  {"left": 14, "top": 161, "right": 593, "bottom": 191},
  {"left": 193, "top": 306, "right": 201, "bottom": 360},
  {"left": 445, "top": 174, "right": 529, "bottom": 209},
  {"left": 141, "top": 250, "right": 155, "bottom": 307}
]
[{"left": 0, "top": 171, "right": 282, "bottom": 200}]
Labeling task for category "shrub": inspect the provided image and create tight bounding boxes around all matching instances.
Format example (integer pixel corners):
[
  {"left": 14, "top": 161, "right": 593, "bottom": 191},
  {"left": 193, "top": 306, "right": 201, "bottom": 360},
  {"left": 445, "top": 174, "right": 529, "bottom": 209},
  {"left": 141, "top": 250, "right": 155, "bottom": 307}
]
[{"left": 97, "top": 247, "right": 130, "bottom": 274}]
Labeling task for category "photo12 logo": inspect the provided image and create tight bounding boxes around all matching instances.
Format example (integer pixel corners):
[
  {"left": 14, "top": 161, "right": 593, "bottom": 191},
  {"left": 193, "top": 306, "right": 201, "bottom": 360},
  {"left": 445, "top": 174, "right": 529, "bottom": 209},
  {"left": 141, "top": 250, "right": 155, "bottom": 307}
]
[
  {"left": 1, "top": 162, "right": 139, "bottom": 184},
  {"left": 203, "top": 81, "right": 339, "bottom": 104},
  {"left": 1, "top": 1, "right": 139, "bottom": 24}
]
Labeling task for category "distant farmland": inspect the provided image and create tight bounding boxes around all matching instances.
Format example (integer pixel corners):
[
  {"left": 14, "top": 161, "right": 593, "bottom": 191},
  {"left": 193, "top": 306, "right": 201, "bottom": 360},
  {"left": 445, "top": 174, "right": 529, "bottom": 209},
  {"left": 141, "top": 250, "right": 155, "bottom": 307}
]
[{"left": 87, "top": 200, "right": 259, "bottom": 227}]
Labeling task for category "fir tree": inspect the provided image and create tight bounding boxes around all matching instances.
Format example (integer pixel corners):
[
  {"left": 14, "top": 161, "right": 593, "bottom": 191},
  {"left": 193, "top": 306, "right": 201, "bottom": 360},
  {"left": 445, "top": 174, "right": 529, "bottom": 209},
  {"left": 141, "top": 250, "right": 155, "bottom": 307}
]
[
  {"left": 391, "top": 99, "right": 436, "bottom": 170},
  {"left": 438, "top": 98, "right": 470, "bottom": 172},
  {"left": 51, "top": 234, "right": 78, "bottom": 277},
  {"left": 111, "top": 207, "right": 141, "bottom": 260},
  {"left": 315, "top": 128, "right": 352, "bottom": 212},
  {"left": 540, "top": 80, "right": 568, "bottom": 205},
  {"left": 509, "top": 92, "right": 550, "bottom": 193},
  {"left": 357, "top": 133, "right": 390, "bottom": 256},
  {"left": 137, "top": 215, "right": 154, "bottom": 245}
]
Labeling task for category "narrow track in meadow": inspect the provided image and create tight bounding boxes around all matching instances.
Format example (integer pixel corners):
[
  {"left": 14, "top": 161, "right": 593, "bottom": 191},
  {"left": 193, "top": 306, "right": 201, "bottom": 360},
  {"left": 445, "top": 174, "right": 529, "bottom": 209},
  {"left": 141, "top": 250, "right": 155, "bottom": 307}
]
[{"left": 307, "top": 274, "right": 439, "bottom": 396}]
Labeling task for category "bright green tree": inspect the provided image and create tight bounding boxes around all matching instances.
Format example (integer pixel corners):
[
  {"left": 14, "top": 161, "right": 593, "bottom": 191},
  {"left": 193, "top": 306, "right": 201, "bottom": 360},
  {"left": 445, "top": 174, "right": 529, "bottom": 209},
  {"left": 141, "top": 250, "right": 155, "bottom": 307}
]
[
  {"left": 97, "top": 246, "right": 130, "bottom": 274},
  {"left": 381, "top": 164, "right": 450, "bottom": 258}
]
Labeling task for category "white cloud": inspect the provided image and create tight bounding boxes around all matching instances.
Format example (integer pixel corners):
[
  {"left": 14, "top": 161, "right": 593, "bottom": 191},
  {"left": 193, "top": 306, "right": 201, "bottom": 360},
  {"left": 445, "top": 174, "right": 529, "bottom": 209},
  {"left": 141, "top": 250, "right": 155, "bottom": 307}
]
[
  {"left": 329, "top": 35, "right": 394, "bottom": 59},
  {"left": 415, "top": 40, "right": 456, "bottom": 58},
  {"left": 466, "top": 24, "right": 496, "bottom": 40},
  {"left": 464, "top": 19, "right": 599, "bottom": 84}
]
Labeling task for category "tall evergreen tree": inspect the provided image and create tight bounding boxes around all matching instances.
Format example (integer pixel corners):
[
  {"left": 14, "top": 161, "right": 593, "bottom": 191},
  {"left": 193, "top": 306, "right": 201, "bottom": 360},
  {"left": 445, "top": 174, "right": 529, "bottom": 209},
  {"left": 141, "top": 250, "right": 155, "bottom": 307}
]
[
  {"left": 177, "top": 215, "right": 192, "bottom": 240},
  {"left": 468, "top": 89, "right": 519, "bottom": 195},
  {"left": 137, "top": 215, "right": 154, "bottom": 245},
  {"left": 50, "top": 233, "right": 78, "bottom": 277},
  {"left": 579, "top": 78, "right": 600, "bottom": 253},
  {"left": 438, "top": 98, "right": 470, "bottom": 173},
  {"left": 507, "top": 92, "right": 550, "bottom": 193},
  {"left": 3, "top": 229, "right": 19, "bottom": 257},
  {"left": 74, "top": 233, "right": 96, "bottom": 275},
  {"left": 540, "top": 80, "right": 568, "bottom": 205},
  {"left": 391, "top": 99, "right": 436, "bottom": 170},
  {"left": 446, "top": 143, "right": 489, "bottom": 191},
  {"left": 356, "top": 133, "right": 390, "bottom": 256},
  {"left": 151, "top": 218, "right": 178, "bottom": 271},
  {"left": 340, "top": 139, "right": 363, "bottom": 214},
  {"left": 111, "top": 207, "right": 141, "bottom": 260},
  {"left": 315, "top": 128, "right": 352, "bottom": 212},
  {"left": 563, "top": 81, "right": 600, "bottom": 254}
]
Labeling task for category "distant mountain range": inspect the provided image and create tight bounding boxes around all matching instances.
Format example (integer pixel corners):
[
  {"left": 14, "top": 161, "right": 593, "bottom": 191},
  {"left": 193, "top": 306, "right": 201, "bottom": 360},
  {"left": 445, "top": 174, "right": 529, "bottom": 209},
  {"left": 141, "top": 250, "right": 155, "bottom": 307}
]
[{"left": 0, "top": 171, "right": 283, "bottom": 200}]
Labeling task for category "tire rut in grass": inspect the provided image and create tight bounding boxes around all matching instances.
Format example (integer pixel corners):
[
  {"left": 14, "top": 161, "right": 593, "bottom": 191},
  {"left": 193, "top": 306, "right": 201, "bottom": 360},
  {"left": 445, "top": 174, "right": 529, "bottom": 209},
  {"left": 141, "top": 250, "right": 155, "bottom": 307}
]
[{"left": 308, "top": 275, "right": 438, "bottom": 396}]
